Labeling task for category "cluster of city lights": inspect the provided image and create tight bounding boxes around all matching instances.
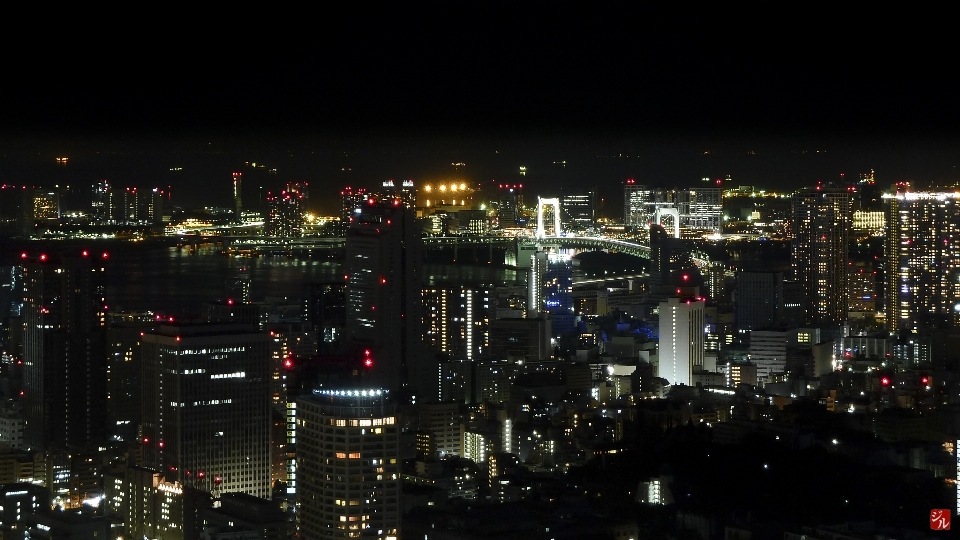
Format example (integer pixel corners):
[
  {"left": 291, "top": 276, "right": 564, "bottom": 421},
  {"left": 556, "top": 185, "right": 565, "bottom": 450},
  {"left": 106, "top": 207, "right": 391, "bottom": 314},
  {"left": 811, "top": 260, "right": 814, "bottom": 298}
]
[
  {"left": 422, "top": 183, "right": 469, "bottom": 193},
  {"left": 314, "top": 389, "right": 386, "bottom": 397}
]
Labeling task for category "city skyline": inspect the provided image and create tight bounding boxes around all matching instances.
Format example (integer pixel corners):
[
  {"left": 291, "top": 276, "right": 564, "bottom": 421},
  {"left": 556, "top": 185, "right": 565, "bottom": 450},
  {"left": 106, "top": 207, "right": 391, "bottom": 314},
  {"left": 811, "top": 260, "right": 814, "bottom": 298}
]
[{"left": 2, "top": 12, "right": 960, "bottom": 539}]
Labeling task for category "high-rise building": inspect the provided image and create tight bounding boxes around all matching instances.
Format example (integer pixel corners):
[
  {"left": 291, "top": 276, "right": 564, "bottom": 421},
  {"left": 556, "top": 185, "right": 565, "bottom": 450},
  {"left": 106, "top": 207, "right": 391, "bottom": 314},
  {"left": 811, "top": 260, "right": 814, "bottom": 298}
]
[
  {"left": 103, "top": 465, "right": 209, "bottom": 540},
  {"left": 736, "top": 271, "right": 785, "bottom": 331},
  {"left": 683, "top": 187, "right": 722, "bottom": 233},
  {"left": 233, "top": 172, "right": 243, "bottom": 224},
  {"left": 339, "top": 187, "right": 369, "bottom": 235},
  {"left": 541, "top": 253, "right": 574, "bottom": 336},
  {"left": 266, "top": 184, "right": 306, "bottom": 238},
  {"left": 141, "top": 323, "right": 272, "bottom": 499},
  {"left": 488, "top": 317, "right": 551, "bottom": 362},
  {"left": 650, "top": 223, "right": 693, "bottom": 291},
  {"left": 378, "top": 179, "right": 415, "bottom": 208},
  {"left": 747, "top": 330, "right": 788, "bottom": 382},
  {"left": 345, "top": 200, "right": 422, "bottom": 393},
  {"left": 791, "top": 189, "right": 851, "bottom": 325},
  {"left": 658, "top": 297, "right": 704, "bottom": 386},
  {"left": 21, "top": 252, "right": 107, "bottom": 451},
  {"left": 497, "top": 184, "right": 522, "bottom": 228},
  {"left": 421, "top": 283, "right": 491, "bottom": 361},
  {"left": 32, "top": 190, "right": 59, "bottom": 220},
  {"left": 884, "top": 192, "right": 960, "bottom": 333},
  {"left": 623, "top": 179, "right": 649, "bottom": 227},
  {"left": 91, "top": 180, "right": 110, "bottom": 222},
  {"left": 560, "top": 191, "right": 595, "bottom": 230},
  {"left": 295, "top": 389, "right": 400, "bottom": 540},
  {"left": 306, "top": 282, "right": 347, "bottom": 354}
]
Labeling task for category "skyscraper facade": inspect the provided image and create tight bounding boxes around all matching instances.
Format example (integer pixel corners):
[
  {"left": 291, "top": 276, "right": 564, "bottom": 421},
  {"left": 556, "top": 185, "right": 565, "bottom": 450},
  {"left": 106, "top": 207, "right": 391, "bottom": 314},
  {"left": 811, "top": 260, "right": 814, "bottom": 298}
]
[
  {"left": 884, "top": 192, "right": 960, "bottom": 333},
  {"left": 266, "top": 184, "right": 306, "bottom": 238},
  {"left": 658, "top": 297, "right": 704, "bottom": 387},
  {"left": 21, "top": 253, "right": 107, "bottom": 451},
  {"left": 233, "top": 172, "right": 243, "bottom": 223},
  {"left": 497, "top": 184, "right": 522, "bottom": 228},
  {"left": 295, "top": 389, "right": 400, "bottom": 540},
  {"left": 421, "top": 283, "right": 491, "bottom": 362},
  {"left": 141, "top": 324, "right": 273, "bottom": 499},
  {"left": 560, "top": 191, "right": 595, "bottom": 231},
  {"left": 623, "top": 179, "right": 650, "bottom": 227},
  {"left": 791, "top": 189, "right": 851, "bottom": 325},
  {"left": 345, "top": 200, "right": 422, "bottom": 393},
  {"left": 736, "top": 271, "right": 785, "bottom": 331},
  {"left": 340, "top": 187, "right": 369, "bottom": 235}
]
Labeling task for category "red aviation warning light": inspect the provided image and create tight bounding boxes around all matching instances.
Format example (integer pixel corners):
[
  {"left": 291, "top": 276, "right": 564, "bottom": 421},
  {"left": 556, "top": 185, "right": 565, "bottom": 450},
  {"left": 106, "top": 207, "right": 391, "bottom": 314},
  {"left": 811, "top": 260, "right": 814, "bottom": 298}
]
[
  {"left": 364, "top": 349, "right": 374, "bottom": 368},
  {"left": 880, "top": 376, "right": 891, "bottom": 387}
]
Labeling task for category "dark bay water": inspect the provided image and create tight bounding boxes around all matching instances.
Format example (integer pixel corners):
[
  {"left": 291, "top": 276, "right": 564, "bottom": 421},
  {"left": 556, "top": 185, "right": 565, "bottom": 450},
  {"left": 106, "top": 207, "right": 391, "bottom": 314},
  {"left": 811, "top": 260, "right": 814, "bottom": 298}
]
[
  {"left": 1, "top": 239, "right": 517, "bottom": 316},
  {"left": 105, "top": 245, "right": 343, "bottom": 314}
]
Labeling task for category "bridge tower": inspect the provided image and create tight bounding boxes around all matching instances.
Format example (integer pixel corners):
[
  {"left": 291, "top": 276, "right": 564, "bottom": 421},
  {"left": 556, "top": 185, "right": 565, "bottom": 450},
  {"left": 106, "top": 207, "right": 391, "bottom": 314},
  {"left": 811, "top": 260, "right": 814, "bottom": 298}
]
[
  {"left": 653, "top": 206, "right": 681, "bottom": 238},
  {"left": 536, "top": 197, "right": 562, "bottom": 238}
]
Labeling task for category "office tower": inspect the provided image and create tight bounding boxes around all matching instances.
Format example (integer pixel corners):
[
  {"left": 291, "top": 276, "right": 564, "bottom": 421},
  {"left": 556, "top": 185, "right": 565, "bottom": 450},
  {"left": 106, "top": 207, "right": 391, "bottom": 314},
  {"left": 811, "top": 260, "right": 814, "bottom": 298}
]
[
  {"left": 233, "top": 172, "right": 243, "bottom": 223},
  {"left": 32, "top": 190, "right": 59, "bottom": 220},
  {"left": 103, "top": 465, "right": 209, "bottom": 540},
  {"left": 885, "top": 192, "right": 960, "bottom": 333},
  {"left": 296, "top": 389, "right": 400, "bottom": 540},
  {"left": 106, "top": 322, "right": 152, "bottom": 443},
  {"left": 21, "top": 253, "right": 107, "bottom": 451},
  {"left": 658, "top": 297, "right": 704, "bottom": 386},
  {"left": 497, "top": 184, "right": 522, "bottom": 228},
  {"left": 421, "top": 283, "right": 491, "bottom": 361},
  {"left": 791, "top": 189, "right": 851, "bottom": 325},
  {"left": 560, "top": 191, "right": 595, "bottom": 230},
  {"left": 340, "top": 187, "right": 369, "bottom": 234},
  {"left": 420, "top": 402, "right": 462, "bottom": 457},
  {"left": 747, "top": 330, "right": 788, "bottom": 382},
  {"left": 736, "top": 271, "right": 785, "bottom": 331},
  {"left": 118, "top": 187, "right": 140, "bottom": 223},
  {"left": 141, "top": 323, "right": 272, "bottom": 499},
  {"left": 623, "top": 179, "right": 649, "bottom": 226},
  {"left": 379, "top": 179, "right": 415, "bottom": 208},
  {"left": 344, "top": 199, "right": 422, "bottom": 393},
  {"left": 226, "top": 271, "right": 252, "bottom": 304},
  {"left": 848, "top": 262, "right": 877, "bottom": 312},
  {"left": 91, "top": 180, "right": 110, "bottom": 221},
  {"left": 306, "top": 282, "right": 347, "bottom": 354},
  {"left": 266, "top": 184, "right": 306, "bottom": 238},
  {"left": 852, "top": 210, "right": 886, "bottom": 235},
  {"left": 527, "top": 251, "right": 547, "bottom": 317},
  {"left": 473, "top": 360, "right": 518, "bottom": 404},
  {"left": 649, "top": 223, "right": 693, "bottom": 291},
  {"left": 488, "top": 318, "right": 552, "bottom": 362},
  {"left": 145, "top": 188, "right": 165, "bottom": 225},
  {"left": 542, "top": 254, "right": 575, "bottom": 336},
  {"left": 684, "top": 186, "right": 722, "bottom": 233}
]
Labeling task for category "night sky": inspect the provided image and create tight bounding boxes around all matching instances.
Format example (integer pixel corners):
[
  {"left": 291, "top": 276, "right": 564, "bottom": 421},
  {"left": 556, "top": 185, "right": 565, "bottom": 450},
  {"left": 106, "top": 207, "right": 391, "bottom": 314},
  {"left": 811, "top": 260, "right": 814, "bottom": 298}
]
[{"left": 2, "top": 12, "right": 958, "bottom": 214}]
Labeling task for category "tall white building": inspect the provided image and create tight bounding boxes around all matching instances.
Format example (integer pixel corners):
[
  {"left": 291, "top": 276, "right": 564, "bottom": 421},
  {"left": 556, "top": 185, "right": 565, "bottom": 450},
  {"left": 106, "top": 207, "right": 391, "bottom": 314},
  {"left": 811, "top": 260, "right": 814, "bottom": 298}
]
[
  {"left": 296, "top": 389, "right": 400, "bottom": 540},
  {"left": 658, "top": 297, "right": 705, "bottom": 386}
]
